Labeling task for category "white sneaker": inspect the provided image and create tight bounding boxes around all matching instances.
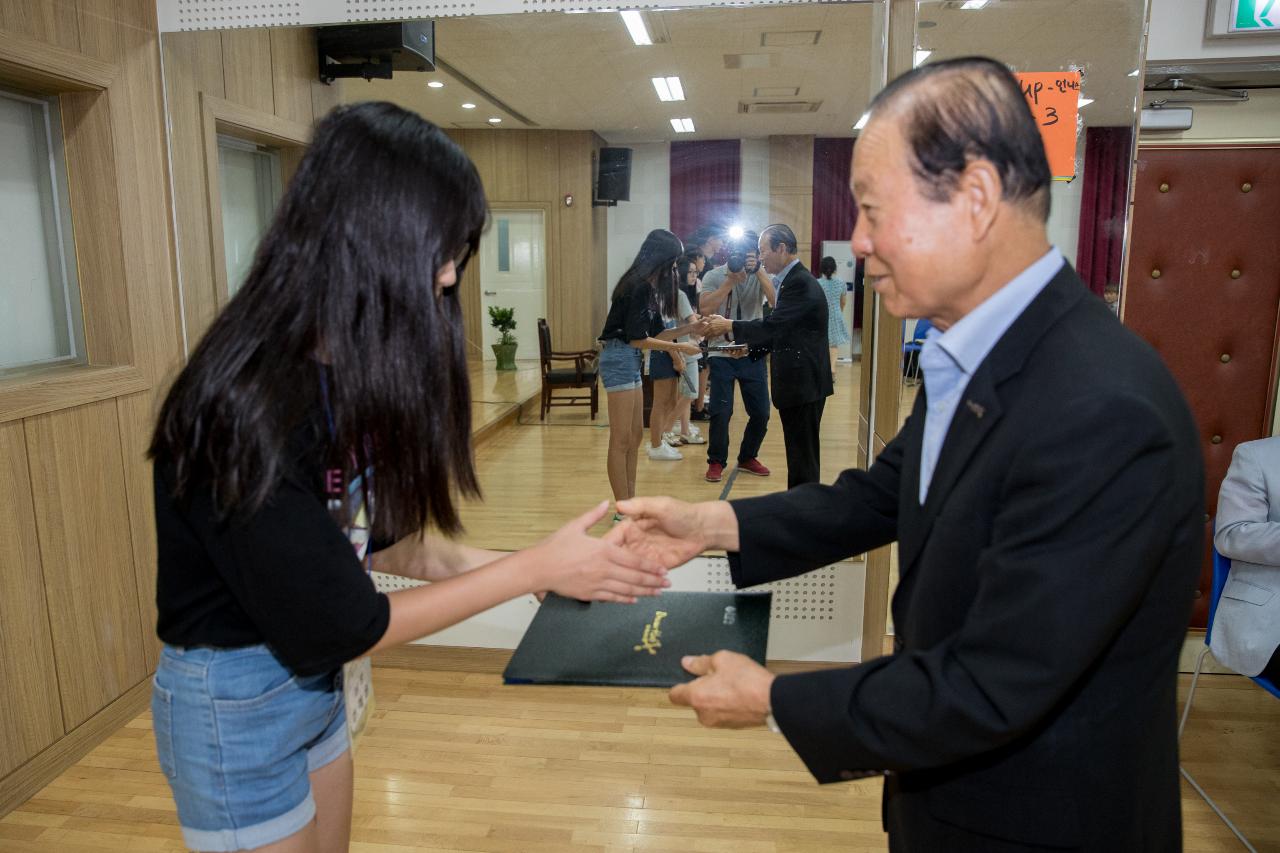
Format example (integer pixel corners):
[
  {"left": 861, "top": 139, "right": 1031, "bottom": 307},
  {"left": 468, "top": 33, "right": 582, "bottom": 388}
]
[
  {"left": 647, "top": 442, "right": 683, "bottom": 461},
  {"left": 685, "top": 424, "right": 702, "bottom": 440},
  {"left": 663, "top": 431, "right": 685, "bottom": 447},
  {"left": 680, "top": 430, "right": 706, "bottom": 445}
]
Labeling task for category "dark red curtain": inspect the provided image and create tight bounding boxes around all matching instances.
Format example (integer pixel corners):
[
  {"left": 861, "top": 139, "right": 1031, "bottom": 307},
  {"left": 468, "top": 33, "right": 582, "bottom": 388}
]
[
  {"left": 1076, "top": 126, "right": 1133, "bottom": 296},
  {"left": 812, "top": 137, "right": 860, "bottom": 328},
  {"left": 669, "top": 140, "right": 741, "bottom": 245},
  {"left": 811, "top": 137, "right": 857, "bottom": 272}
]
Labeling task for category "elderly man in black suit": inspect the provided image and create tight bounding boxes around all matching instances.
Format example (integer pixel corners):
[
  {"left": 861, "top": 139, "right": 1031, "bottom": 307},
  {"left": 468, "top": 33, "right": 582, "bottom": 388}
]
[
  {"left": 617, "top": 56, "right": 1203, "bottom": 852},
  {"left": 704, "top": 224, "right": 832, "bottom": 488}
]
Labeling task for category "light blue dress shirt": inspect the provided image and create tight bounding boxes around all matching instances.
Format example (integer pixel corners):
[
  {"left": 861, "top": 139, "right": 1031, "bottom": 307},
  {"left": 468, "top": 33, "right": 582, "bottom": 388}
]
[
  {"left": 918, "top": 247, "right": 1064, "bottom": 503},
  {"left": 772, "top": 257, "right": 800, "bottom": 294}
]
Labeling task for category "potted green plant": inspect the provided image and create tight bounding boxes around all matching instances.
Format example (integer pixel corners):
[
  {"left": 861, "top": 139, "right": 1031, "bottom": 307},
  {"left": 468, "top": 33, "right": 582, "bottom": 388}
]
[{"left": 488, "top": 305, "right": 519, "bottom": 371}]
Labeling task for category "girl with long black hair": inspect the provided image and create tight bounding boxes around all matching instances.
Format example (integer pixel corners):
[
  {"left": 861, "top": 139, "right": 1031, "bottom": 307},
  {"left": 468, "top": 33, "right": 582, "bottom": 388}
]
[
  {"left": 148, "top": 102, "right": 666, "bottom": 853},
  {"left": 597, "top": 230, "right": 705, "bottom": 508}
]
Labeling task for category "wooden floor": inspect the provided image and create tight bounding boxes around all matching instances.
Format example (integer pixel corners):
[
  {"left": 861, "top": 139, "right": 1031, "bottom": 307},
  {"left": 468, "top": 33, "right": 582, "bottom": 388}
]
[
  {"left": 0, "top": 670, "right": 1274, "bottom": 852},
  {"left": 1, "top": 358, "right": 1277, "bottom": 851},
  {"left": 457, "top": 357, "right": 864, "bottom": 551}
]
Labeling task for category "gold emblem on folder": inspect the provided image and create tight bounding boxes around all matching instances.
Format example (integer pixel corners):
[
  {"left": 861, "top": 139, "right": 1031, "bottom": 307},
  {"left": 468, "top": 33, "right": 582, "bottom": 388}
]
[{"left": 634, "top": 611, "right": 668, "bottom": 655}]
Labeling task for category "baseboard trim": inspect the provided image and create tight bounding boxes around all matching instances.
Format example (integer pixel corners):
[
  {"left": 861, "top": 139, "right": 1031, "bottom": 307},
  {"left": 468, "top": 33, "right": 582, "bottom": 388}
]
[
  {"left": 372, "top": 644, "right": 849, "bottom": 677},
  {"left": 0, "top": 677, "right": 151, "bottom": 818}
]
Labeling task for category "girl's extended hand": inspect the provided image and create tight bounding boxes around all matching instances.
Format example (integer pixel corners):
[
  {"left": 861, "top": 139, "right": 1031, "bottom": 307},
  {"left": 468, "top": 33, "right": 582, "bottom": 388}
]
[{"left": 531, "top": 501, "right": 670, "bottom": 603}]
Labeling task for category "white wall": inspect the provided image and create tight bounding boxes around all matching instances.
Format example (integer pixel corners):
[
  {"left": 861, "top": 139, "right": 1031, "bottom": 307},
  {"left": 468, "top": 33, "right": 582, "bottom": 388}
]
[
  {"left": 1147, "top": 0, "right": 1280, "bottom": 61},
  {"left": 605, "top": 141, "right": 669, "bottom": 304}
]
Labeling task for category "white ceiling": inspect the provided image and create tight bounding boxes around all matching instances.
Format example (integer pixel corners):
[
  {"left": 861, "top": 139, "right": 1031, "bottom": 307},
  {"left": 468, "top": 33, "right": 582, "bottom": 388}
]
[{"left": 336, "top": 0, "right": 1148, "bottom": 141}]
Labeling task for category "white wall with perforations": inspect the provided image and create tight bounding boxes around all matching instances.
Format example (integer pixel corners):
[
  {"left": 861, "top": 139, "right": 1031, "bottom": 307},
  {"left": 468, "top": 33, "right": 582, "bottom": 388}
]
[{"left": 375, "top": 555, "right": 865, "bottom": 662}]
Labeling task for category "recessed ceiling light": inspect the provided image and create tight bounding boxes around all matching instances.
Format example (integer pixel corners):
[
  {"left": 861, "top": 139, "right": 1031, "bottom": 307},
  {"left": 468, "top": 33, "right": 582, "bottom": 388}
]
[
  {"left": 461, "top": 102, "right": 476, "bottom": 109},
  {"left": 914, "top": 49, "right": 932, "bottom": 67},
  {"left": 620, "top": 10, "right": 651, "bottom": 46},
  {"left": 1078, "top": 96, "right": 1094, "bottom": 108},
  {"left": 670, "top": 117, "right": 695, "bottom": 133},
  {"left": 960, "top": 0, "right": 989, "bottom": 9},
  {"left": 427, "top": 80, "right": 444, "bottom": 89},
  {"left": 652, "top": 76, "right": 685, "bottom": 102},
  {"left": 488, "top": 117, "right": 502, "bottom": 124},
  {"left": 853, "top": 112, "right": 870, "bottom": 131}
]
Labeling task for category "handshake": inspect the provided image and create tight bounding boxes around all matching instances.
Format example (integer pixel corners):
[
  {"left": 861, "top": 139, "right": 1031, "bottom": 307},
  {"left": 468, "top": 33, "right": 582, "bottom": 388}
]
[{"left": 682, "top": 314, "right": 738, "bottom": 345}]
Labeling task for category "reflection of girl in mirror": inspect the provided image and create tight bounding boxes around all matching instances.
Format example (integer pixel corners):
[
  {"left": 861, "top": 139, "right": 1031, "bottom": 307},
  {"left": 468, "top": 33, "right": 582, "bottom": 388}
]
[
  {"left": 147, "top": 102, "right": 667, "bottom": 853},
  {"left": 666, "top": 257, "right": 708, "bottom": 448},
  {"left": 818, "top": 256, "right": 851, "bottom": 381},
  {"left": 597, "top": 229, "right": 704, "bottom": 511}
]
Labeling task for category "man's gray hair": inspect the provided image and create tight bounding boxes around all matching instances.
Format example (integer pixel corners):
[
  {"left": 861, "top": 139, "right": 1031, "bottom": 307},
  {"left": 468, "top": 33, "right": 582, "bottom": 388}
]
[{"left": 869, "top": 56, "right": 1052, "bottom": 221}]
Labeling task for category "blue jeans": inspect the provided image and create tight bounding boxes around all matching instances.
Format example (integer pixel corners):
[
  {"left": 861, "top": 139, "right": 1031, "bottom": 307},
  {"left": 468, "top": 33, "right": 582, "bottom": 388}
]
[
  {"left": 707, "top": 355, "right": 770, "bottom": 466},
  {"left": 152, "top": 644, "right": 348, "bottom": 851}
]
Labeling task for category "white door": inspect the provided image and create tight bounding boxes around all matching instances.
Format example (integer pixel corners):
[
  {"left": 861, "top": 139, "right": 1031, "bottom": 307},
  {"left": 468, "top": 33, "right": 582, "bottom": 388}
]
[
  {"left": 821, "top": 239, "right": 859, "bottom": 358},
  {"left": 480, "top": 209, "right": 546, "bottom": 362}
]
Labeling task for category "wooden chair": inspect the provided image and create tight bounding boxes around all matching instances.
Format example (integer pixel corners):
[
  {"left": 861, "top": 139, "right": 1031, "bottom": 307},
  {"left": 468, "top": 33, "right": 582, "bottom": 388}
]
[{"left": 537, "top": 318, "right": 599, "bottom": 420}]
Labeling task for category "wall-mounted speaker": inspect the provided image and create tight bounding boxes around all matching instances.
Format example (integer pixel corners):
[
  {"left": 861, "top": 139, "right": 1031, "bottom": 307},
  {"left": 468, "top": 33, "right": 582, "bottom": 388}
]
[{"left": 595, "top": 147, "right": 632, "bottom": 205}]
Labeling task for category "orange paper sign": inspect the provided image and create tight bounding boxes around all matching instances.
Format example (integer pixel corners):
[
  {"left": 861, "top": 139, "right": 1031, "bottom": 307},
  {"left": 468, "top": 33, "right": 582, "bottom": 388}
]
[{"left": 1016, "top": 71, "right": 1080, "bottom": 180}]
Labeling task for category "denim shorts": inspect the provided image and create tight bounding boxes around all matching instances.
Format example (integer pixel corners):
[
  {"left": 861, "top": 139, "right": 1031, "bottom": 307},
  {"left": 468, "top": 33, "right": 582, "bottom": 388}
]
[
  {"left": 152, "top": 644, "right": 349, "bottom": 852},
  {"left": 599, "top": 338, "right": 642, "bottom": 391},
  {"left": 649, "top": 350, "right": 678, "bottom": 380}
]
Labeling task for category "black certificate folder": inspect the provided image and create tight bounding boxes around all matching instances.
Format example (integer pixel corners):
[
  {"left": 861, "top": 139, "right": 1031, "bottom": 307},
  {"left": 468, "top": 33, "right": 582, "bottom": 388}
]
[{"left": 503, "top": 591, "right": 772, "bottom": 688}]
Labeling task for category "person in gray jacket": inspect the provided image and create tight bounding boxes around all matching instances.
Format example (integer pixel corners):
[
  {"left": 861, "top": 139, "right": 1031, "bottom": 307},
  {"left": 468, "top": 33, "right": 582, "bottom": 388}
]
[{"left": 1213, "top": 436, "right": 1280, "bottom": 682}]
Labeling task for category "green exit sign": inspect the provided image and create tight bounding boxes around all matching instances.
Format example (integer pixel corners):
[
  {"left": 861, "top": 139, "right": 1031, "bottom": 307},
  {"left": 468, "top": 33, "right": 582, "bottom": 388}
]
[{"left": 1232, "top": 0, "right": 1277, "bottom": 30}]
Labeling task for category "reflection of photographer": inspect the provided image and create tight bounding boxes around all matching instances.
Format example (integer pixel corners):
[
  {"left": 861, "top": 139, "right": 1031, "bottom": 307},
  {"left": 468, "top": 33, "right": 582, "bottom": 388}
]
[{"left": 696, "top": 232, "right": 776, "bottom": 484}]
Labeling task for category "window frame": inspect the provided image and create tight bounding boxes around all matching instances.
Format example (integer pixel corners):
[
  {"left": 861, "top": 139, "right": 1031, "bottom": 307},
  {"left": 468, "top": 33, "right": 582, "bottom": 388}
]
[
  {"left": 199, "top": 94, "right": 310, "bottom": 307},
  {"left": 0, "top": 31, "right": 148, "bottom": 424}
]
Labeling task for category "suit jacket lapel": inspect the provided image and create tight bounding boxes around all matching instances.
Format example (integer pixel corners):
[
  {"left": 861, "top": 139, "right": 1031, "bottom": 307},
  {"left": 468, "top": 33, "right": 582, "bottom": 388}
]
[{"left": 896, "top": 262, "right": 1088, "bottom": 577}]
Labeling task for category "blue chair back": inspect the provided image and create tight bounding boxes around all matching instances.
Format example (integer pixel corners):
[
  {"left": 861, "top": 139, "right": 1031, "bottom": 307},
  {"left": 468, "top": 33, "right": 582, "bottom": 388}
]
[{"left": 1208, "top": 545, "right": 1280, "bottom": 700}]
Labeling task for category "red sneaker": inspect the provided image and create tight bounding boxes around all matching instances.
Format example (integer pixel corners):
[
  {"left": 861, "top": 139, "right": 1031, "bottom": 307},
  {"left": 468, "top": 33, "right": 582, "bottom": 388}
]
[
  {"left": 705, "top": 462, "right": 725, "bottom": 483},
  {"left": 739, "top": 458, "right": 771, "bottom": 477}
]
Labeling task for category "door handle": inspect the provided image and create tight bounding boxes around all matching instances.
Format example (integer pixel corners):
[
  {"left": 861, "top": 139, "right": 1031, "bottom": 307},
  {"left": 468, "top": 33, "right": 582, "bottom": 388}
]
[{"left": 483, "top": 290, "right": 498, "bottom": 296}]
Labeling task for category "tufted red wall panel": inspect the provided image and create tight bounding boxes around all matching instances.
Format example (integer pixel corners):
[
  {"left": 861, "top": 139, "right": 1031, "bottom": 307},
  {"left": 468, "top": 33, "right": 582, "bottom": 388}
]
[{"left": 1124, "top": 145, "right": 1280, "bottom": 628}]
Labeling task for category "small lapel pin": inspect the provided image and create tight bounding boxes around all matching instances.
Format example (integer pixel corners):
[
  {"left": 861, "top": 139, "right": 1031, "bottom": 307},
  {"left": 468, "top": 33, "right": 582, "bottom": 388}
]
[{"left": 965, "top": 400, "right": 985, "bottom": 419}]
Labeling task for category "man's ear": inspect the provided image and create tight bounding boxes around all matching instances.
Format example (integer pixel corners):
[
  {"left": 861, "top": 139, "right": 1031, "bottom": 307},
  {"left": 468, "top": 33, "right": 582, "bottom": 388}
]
[{"left": 957, "top": 159, "right": 1001, "bottom": 241}]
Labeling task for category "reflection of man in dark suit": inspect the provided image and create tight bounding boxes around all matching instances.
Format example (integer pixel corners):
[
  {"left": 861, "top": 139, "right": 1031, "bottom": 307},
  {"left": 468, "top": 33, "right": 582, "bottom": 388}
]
[
  {"left": 618, "top": 56, "right": 1203, "bottom": 851},
  {"left": 706, "top": 224, "right": 832, "bottom": 487}
]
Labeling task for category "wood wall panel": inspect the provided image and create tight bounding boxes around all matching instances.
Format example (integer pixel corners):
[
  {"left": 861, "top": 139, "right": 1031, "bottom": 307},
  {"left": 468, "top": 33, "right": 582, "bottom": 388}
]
[
  {"left": 162, "top": 32, "right": 219, "bottom": 344},
  {"left": 220, "top": 29, "right": 273, "bottom": 114},
  {"left": 61, "top": 89, "right": 134, "bottom": 366},
  {"left": 492, "top": 129, "right": 529, "bottom": 201},
  {"left": 525, "top": 132, "right": 558, "bottom": 202},
  {"left": 25, "top": 400, "right": 146, "bottom": 731},
  {"left": 164, "top": 26, "right": 327, "bottom": 346},
  {"left": 0, "top": 0, "right": 79, "bottom": 50},
  {"left": 446, "top": 129, "right": 604, "bottom": 354},
  {"left": 557, "top": 130, "right": 596, "bottom": 351},
  {"left": 269, "top": 27, "right": 313, "bottom": 126},
  {"left": 769, "top": 134, "right": 814, "bottom": 193},
  {"left": 1, "top": 0, "right": 187, "bottom": 811},
  {"left": 190, "top": 30, "right": 225, "bottom": 97},
  {"left": 0, "top": 421, "right": 64, "bottom": 777},
  {"left": 117, "top": 392, "right": 161, "bottom": 673}
]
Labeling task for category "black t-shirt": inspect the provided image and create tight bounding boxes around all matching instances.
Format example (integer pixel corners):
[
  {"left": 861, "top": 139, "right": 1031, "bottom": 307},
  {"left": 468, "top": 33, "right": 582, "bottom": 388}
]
[
  {"left": 153, "top": 416, "right": 390, "bottom": 677},
  {"left": 599, "top": 280, "right": 662, "bottom": 343}
]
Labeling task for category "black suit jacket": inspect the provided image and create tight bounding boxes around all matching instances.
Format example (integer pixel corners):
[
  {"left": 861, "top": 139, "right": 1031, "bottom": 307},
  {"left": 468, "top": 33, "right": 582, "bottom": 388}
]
[
  {"left": 727, "top": 264, "right": 1203, "bottom": 851},
  {"left": 731, "top": 262, "right": 833, "bottom": 409}
]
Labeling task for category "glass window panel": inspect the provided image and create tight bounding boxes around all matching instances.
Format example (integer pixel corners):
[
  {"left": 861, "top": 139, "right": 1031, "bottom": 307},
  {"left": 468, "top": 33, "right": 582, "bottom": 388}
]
[
  {"left": 0, "top": 90, "right": 84, "bottom": 374},
  {"left": 218, "top": 136, "right": 283, "bottom": 295}
]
